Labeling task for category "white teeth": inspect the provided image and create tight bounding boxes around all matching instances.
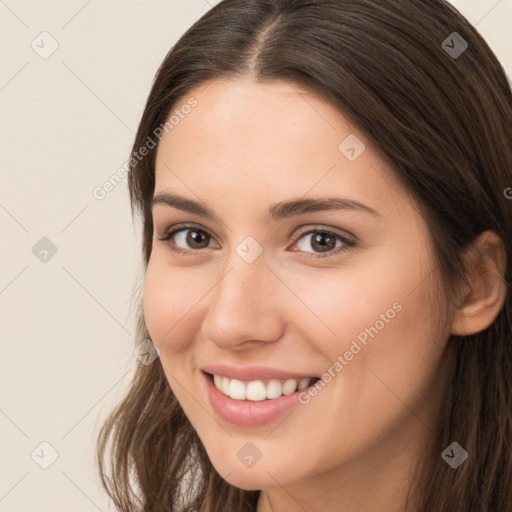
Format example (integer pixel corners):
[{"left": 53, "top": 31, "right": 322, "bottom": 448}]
[
  {"left": 266, "top": 379, "right": 283, "bottom": 399},
  {"left": 229, "top": 379, "right": 246, "bottom": 400},
  {"left": 221, "top": 376, "right": 230, "bottom": 396},
  {"left": 212, "top": 374, "right": 315, "bottom": 401},
  {"left": 297, "top": 377, "right": 310, "bottom": 390},
  {"left": 282, "top": 379, "right": 297, "bottom": 395},
  {"left": 246, "top": 380, "right": 267, "bottom": 401}
]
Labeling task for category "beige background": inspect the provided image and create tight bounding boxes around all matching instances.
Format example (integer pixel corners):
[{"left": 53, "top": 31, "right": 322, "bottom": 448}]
[{"left": 0, "top": 0, "right": 510, "bottom": 510}]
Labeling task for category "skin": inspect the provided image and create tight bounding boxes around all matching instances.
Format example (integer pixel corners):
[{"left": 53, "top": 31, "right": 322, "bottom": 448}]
[{"left": 143, "top": 78, "right": 507, "bottom": 512}]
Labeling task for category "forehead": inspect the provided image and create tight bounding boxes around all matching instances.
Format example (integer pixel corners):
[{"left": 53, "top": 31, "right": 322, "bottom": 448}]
[{"left": 153, "top": 77, "right": 408, "bottom": 219}]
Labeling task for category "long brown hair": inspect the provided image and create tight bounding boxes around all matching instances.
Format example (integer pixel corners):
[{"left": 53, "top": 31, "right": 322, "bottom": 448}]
[{"left": 96, "top": 1, "right": 512, "bottom": 510}]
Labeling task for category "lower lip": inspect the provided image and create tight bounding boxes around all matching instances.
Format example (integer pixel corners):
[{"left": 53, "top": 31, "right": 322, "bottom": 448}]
[{"left": 202, "top": 370, "right": 315, "bottom": 427}]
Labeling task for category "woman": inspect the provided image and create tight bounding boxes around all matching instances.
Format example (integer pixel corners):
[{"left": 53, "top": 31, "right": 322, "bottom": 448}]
[{"left": 96, "top": 1, "right": 512, "bottom": 511}]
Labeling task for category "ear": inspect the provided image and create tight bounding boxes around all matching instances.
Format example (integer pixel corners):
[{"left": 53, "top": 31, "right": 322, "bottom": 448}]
[{"left": 451, "top": 230, "right": 508, "bottom": 336}]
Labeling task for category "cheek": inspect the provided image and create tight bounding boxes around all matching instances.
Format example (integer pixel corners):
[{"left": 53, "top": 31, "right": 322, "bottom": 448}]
[
  {"left": 303, "top": 246, "right": 440, "bottom": 393},
  {"left": 290, "top": 264, "right": 405, "bottom": 353},
  {"left": 142, "top": 259, "right": 200, "bottom": 353},
  {"left": 324, "top": 276, "right": 444, "bottom": 433}
]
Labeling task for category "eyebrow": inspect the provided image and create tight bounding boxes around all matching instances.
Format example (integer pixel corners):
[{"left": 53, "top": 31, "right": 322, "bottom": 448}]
[{"left": 150, "top": 192, "right": 382, "bottom": 222}]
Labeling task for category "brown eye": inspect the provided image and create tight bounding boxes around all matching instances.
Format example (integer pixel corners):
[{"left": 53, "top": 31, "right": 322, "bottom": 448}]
[
  {"left": 182, "top": 228, "right": 211, "bottom": 249},
  {"left": 290, "top": 227, "right": 356, "bottom": 259},
  {"left": 157, "top": 224, "right": 356, "bottom": 259},
  {"left": 158, "top": 225, "right": 216, "bottom": 253}
]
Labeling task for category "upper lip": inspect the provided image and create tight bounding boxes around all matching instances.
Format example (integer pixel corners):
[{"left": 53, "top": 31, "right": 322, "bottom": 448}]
[{"left": 201, "top": 363, "right": 319, "bottom": 382}]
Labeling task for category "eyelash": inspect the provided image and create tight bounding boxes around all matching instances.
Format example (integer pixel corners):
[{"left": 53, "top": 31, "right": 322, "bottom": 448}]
[{"left": 157, "top": 223, "right": 356, "bottom": 260}]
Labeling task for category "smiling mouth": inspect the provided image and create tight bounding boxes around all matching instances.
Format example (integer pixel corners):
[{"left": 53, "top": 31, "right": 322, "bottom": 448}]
[{"left": 205, "top": 371, "right": 321, "bottom": 401}]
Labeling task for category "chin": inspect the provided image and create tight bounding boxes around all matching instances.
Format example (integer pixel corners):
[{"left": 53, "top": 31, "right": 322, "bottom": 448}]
[
  {"left": 206, "top": 451, "right": 299, "bottom": 491},
  {"left": 218, "top": 469, "right": 279, "bottom": 491}
]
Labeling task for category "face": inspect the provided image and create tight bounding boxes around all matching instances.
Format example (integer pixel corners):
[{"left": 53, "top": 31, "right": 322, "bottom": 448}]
[{"left": 143, "top": 78, "right": 452, "bottom": 492}]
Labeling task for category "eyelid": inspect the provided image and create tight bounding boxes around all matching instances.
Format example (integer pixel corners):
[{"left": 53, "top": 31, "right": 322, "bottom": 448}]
[
  {"left": 157, "top": 222, "right": 356, "bottom": 258},
  {"left": 288, "top": 225, "right": 356, "bottom": 259},
  {"left": 158, "top": 222, "right": 355, "bottom": 242},
  {"left": 157, "top": 222, "right": 220, "bottom": 250},
  {"left": 291, "top": 224, "right": 356, "bottom": 243}
]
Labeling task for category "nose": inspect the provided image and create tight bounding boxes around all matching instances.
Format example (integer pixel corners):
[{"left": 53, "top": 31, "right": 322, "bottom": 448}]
[{"left": 200, "top": 250, "right": 285, "bottom": 351}]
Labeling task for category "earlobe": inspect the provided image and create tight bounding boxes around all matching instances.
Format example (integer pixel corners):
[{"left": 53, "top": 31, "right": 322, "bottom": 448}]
[{"left": 450, "top": 230, "right": 508, "bottom": 337}]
